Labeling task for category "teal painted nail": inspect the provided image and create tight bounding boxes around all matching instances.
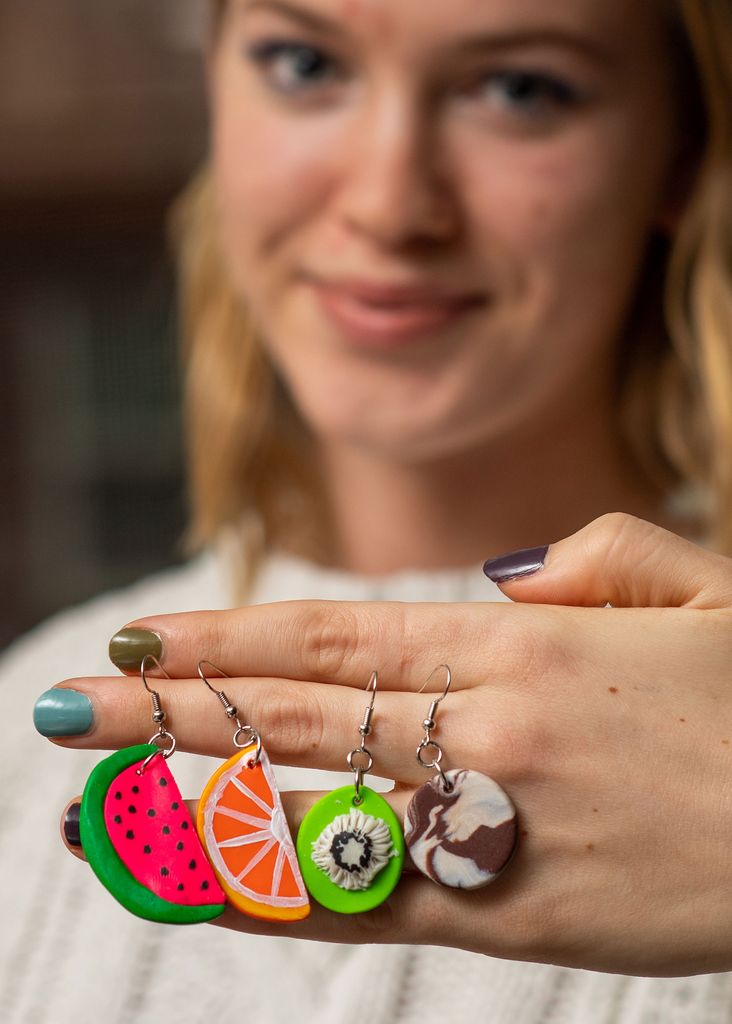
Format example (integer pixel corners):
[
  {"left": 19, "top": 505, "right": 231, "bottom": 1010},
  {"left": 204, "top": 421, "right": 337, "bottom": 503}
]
[{"left": 33, "top": 689, "right": 93, "bottom": 737}]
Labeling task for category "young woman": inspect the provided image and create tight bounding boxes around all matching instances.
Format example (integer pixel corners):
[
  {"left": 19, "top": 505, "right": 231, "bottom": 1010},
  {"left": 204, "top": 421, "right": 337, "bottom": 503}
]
[{"left": 18, "top": 0, "right": 732, "bottom": 1021}]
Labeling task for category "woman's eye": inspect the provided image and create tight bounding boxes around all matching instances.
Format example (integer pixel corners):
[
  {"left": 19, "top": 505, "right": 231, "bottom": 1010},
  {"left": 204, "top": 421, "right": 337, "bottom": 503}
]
[
  {"left": 466, "top": 70, "right": 579, "bottom": 117},
  {"left": 246, "top": 40, "right": 339, "bottom": 94}
]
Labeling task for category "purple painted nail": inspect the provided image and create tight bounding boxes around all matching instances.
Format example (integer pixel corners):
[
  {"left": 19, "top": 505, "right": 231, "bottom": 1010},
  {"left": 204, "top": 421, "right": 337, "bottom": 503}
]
[
  {"left": 483, "top": 544, "right": 549, "bottom": 583},
  {"left": 64, "top": 802, "right": 82, "bottom": 847}
]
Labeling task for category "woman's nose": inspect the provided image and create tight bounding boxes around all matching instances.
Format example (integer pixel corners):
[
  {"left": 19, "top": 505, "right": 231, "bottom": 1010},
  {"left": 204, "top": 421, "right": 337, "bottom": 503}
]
[{"left": 335, "top": 98, "right": 460, "bottom": 250}]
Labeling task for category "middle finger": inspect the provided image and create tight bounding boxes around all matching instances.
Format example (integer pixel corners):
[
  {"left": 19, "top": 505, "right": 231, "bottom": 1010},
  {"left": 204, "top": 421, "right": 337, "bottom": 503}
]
[{"left": 47, "top": 675, "right": 445, "bottom": 784}]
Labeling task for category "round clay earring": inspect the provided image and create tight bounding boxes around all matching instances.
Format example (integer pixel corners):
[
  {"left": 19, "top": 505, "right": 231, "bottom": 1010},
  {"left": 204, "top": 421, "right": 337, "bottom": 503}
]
[
  {"left": 296, "top": 671, "right": 405, "bottom": 913},
  {"left": 404, "top": 664, "right": 519, "bottom": 889}
]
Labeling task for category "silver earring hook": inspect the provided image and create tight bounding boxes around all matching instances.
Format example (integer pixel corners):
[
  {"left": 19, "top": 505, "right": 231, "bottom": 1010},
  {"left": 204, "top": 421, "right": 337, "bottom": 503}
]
[
  {"left": 416, "top": 663, "right": 452, "bottom": 701},
  {"left": 416, "top": 664, "right": 453, "bottom": 793},
  {"left": 197, "top": 659, "right": 262, "bottom": 765},
  {"left": 347, "top": 670, "right": 378, "bottom": 805},
  {"left": 197, "top": 659, "right": 233, "bottom": 705},
  {"left": 365, "top": 669, "right": 378, "bottom": 712},
  {"left": 141, "top": 653, "right": 171, "bottom": 691},
  {"left": 138, "top": 654, "right": 176, "bottom": 772}
]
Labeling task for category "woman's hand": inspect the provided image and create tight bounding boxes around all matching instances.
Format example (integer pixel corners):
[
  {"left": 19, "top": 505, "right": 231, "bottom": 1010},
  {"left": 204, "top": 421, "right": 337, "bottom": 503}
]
[{"left": 48, "top": 513, "right": 732, "bottom": 977}]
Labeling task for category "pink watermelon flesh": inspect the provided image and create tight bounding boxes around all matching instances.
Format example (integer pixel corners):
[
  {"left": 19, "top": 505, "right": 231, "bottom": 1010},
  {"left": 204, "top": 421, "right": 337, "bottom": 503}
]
[{"left": 103, "top": 753, "right": 225, "bottom": 906}]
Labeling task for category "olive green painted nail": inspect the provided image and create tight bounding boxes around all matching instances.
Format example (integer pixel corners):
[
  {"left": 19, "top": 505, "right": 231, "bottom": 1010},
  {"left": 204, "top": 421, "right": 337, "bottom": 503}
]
[{"left": 109, "top": 627, "right": 163, "bottom": 671}]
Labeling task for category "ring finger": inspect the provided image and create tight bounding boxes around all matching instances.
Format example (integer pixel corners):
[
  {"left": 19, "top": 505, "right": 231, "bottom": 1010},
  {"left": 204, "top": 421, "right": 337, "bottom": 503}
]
[{"left": 58, "top": 790, "right": 504, "bottom": 950}]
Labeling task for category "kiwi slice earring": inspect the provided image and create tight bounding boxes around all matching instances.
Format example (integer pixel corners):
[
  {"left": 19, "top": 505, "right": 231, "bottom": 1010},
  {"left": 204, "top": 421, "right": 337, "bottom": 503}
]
[
  {"left": 79, "top": 655, "right": 226, "bottom": 923},
  {"left": 296, "top": 671, "right": 404, "bottom": 913},
  {"left": 404, "top": 665, "right": 519, "bottom": 889}
]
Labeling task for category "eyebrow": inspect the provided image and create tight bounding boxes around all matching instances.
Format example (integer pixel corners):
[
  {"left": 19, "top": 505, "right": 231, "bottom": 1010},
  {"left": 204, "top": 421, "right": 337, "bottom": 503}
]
[
  {"left": 233, "top": 0, "right": 346, "bottom": 36},
  {"left": 234, "top": 0, "right": 614, "bottom": 67},
  {"left": 454, "top": 29, "right": 615, "bottom": 69}
]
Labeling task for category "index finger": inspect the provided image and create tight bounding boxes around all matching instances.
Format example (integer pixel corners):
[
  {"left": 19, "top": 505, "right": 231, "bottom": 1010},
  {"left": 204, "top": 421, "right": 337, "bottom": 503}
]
[{"left": 108, "top": 599, "right": 548, "bottom": 691}]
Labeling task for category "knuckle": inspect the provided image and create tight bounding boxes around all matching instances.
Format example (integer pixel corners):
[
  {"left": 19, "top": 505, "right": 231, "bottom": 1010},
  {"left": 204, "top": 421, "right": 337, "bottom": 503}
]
[
  {"left": 590, "top": 510, "right": 639, "bottom": 537},
  {"left": 586, "top": 511, "right": 652, "bottom": 565},
  {"left": 254, "top": 683, "right": 324, "bottom": 761},
  {"left": 299, "top": 602, "right": 362, "bottom": 681},
  {"left": 498, "top": 886, "right": 564, "bottom": 961},
  {"left": 496, "top": 606, "right": 581, "bottom": 692},
  {"left": 487, "top": 712, "right": 553, "bottom": 784},
  {"left": 483, "top": 858, "right": 575, "bottom": 962},
  {"left": 403, "top": 603, "right": 446, "bottom": 660}
]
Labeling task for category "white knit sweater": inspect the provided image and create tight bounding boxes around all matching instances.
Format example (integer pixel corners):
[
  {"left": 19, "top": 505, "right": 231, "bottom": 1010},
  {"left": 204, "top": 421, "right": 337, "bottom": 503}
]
[{"left": 2, "top": 548, "right": 729, "bottom": 1024}]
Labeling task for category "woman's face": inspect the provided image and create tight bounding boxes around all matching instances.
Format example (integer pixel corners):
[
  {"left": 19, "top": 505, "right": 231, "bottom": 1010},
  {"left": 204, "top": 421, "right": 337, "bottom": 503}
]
[{"left": 210, "top": 0, "right": 682, "bottom": 460}]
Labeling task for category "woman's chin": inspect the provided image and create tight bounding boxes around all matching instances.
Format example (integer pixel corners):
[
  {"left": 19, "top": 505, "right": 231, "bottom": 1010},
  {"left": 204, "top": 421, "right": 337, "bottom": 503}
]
[{"left": 289, "top": 392, "right": 496, "bottom": 463}]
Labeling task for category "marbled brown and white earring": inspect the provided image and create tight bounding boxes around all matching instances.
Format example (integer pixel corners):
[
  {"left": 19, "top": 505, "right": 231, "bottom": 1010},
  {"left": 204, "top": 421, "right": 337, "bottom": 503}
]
[{"left": 404, "top": 665, "right": 519, "bottom": 890}]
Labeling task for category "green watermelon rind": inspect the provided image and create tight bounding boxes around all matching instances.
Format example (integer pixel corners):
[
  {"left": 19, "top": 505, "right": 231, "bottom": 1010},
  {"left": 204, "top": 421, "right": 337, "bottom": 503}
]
[{"left": 79, "top": 743, "right": 225, "bottom": 924}]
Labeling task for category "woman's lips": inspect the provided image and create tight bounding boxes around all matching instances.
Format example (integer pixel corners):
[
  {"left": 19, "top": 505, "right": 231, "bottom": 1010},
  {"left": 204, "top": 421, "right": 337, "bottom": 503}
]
[{"left": 309, "top": 278, "right": 486, "bottom": 347}]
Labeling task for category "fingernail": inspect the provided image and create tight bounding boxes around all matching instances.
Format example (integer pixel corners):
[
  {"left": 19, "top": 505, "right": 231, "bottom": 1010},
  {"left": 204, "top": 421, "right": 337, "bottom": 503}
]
[
  {"left": 483, "top": 544, "right": 549, "bottom": 583},
  {"left": 109, "top": 627, "right": 162, "bottom": 671},
  {"left": 33, "top": 688, "right": 94, "bottom": 737},
  {"left": 64, "top": 803, "right": 82, "bottom": 847}
]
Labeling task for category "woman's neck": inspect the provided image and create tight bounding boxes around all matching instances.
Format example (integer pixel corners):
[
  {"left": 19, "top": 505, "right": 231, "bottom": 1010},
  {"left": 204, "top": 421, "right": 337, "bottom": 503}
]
[{"left": 313, "top": 392, "right": 688, "bottom": 576}]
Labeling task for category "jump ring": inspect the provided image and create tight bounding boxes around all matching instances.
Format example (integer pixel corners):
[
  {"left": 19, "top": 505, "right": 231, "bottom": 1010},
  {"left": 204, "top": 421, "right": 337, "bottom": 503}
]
[
  {"left": 347, "top": 747, "right": 373, "bottom": 774},
  {"left": 234, "top": 726, "right": 262, "bottom": 766},
  {"left": 416, "top": 738, "right": 442, "bottom": 769}
]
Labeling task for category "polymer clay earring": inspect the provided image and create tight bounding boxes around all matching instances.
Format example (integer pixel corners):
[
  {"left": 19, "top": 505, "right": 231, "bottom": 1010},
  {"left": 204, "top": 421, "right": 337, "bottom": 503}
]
[
  {"left": 195, "top": 661, "right": 310, "bottom": 922},
  {"left": 404, "top": 665, "right": 519, "bottom": 890},
  {"left": 296, "top": 671, "right": 404, "bottom": 913},
  {"left": 79, "top": 655, "right": 226, "bottom": 923}
]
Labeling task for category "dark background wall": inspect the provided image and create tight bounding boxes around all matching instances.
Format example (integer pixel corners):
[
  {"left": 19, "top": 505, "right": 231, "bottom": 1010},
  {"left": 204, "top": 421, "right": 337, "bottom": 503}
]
[{"left": 0, "top": 1, "right": 208, "bottom": 649}]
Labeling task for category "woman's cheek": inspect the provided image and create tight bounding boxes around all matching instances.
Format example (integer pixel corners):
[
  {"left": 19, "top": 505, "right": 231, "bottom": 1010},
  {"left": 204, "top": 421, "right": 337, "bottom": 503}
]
[
  {"left": 213, "top": 94, "right": 349, "bottom": 252},
  {"left": 459, "top": 127, "right": 660, "bottom": 314}
]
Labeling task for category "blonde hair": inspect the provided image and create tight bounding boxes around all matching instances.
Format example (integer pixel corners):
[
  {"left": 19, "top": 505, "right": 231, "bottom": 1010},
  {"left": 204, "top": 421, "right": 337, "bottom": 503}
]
[{"left": 171, "top": 0, "right": 732, "bottom": 583}]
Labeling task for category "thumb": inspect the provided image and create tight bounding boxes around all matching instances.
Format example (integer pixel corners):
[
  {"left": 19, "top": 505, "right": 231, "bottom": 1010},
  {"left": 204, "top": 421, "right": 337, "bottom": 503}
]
[{"left": 482, "top": 512, "right": 732, "bottom": 609}]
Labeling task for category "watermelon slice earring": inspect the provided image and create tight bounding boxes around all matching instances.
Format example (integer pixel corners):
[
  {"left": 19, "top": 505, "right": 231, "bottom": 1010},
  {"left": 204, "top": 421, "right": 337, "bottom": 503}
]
[
  {"left": 195, "top": 660, "right": 310, "bottom": 922},
  {"left": 79, "top": 655, "right": 226, "bottom": 923},
  {"left": 296, "top": 671, "right": 405, "bottom": 913},
  {"left": 404, "top": 664, "right": 519, "bottom": 889}
]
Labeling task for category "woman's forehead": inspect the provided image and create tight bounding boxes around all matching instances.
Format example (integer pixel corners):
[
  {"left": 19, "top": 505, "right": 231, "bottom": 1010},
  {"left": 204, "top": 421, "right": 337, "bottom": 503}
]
[{"left": 221, "top": 0, "right": 670, "bottom": 54}]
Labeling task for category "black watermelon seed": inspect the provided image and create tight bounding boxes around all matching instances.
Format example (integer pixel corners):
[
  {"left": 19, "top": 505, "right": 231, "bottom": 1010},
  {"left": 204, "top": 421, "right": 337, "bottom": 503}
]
[
  {"left": 132, "top": 785, "right": 139, "bottom": 794},
  {"left": 126, "top": 830, "right": 135, "bottom": 840},
  {"left": 143, "top": 845, "right": 152, "bottom": 854},
  {"left": 162, "top": 825, "right": 171, "bottom": 835},
  {"left": 181, "top": 821, "right": 189, "bottom": 830},
  {"left": 161, "top": 867, "right": 169, "bottom": 877},
  {"left": 177, "top": 883, "right": 184, "bottom": 891},
  {"left": 176, "top": 841, "right": 184, "bottom": 851},
  {"left": 147, "top": 809, "right": 156, "bottom": 818},
  {"left": 188, "top": 859, "right": 197, "bottom": 870},
  {"left": 158, "top": 777, "right": 168, "bottom": 787},
  {"left": 113, "top": 815, "right": 122, "bottom": 824},
  {"left": 171, "top": 801, "right": 179, "bottom": 810},
  {"left": 127, "top": 805, "right": 136, "bottom": 814},
  {"left": 201, "top": 881, "right": 209, "bottom": 890},
  {"left": 114, "top": 792, "right": 122, "bottom": 800}
]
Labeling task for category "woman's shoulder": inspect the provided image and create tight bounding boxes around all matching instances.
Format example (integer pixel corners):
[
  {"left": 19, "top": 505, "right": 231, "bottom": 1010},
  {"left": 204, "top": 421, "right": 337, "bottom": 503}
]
[{"left": 0, "top": 549, "right": 228, "bottom": 687}]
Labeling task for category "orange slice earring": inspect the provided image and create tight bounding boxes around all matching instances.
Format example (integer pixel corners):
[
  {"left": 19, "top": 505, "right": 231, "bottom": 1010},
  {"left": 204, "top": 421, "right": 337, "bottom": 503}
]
[{"left": 195, "top": 661, "right": 310, "bottom": 922}]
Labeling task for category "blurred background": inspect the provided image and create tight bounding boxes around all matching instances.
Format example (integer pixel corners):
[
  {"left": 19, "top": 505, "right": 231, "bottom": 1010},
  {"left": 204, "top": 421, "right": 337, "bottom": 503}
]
[{"left": 0, "top": 0, "right": 208, "bottom": 650}]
